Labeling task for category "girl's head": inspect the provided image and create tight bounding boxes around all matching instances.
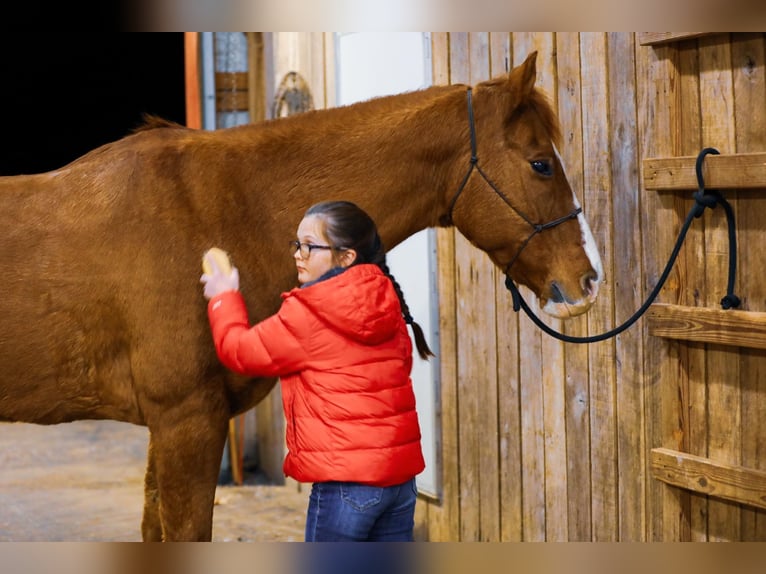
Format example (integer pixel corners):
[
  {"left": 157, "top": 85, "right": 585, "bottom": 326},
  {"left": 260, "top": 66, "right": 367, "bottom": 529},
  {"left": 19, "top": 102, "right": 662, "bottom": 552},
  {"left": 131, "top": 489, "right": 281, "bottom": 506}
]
[
  {"left": 293, "top": 200, "right": 434, "bottom": 360},
  {"left": 292, "top": 200, "right": 381, "bottom": 285}
]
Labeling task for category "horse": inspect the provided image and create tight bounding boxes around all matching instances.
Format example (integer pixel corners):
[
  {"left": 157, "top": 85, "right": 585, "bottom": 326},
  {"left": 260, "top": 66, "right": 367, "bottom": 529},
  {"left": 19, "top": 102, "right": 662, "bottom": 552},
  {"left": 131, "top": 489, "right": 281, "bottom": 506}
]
[{"left": 0, "top": 50, "right": 602, "bottom": 541}]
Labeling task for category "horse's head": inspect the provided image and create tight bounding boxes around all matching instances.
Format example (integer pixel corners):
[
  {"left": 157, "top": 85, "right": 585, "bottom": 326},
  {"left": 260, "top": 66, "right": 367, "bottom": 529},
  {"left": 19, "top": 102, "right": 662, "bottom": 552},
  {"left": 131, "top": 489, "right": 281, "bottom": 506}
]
[{"left": 447, "top": 51, "right": 603, "bottom": 319}]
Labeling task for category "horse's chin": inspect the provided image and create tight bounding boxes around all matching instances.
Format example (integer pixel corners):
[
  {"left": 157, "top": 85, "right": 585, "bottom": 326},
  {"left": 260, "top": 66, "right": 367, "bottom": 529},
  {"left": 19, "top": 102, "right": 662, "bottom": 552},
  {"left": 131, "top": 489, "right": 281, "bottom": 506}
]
[{"left": 541, "top": 298, "right": 595, "bottom": 319}]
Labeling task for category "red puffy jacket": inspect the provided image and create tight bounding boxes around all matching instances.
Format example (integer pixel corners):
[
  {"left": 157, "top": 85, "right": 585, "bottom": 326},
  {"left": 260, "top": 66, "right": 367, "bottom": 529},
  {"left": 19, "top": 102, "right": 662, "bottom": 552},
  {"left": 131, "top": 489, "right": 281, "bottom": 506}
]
[{"left": 207, "top": 263, "right": 425, "bottom": 486}]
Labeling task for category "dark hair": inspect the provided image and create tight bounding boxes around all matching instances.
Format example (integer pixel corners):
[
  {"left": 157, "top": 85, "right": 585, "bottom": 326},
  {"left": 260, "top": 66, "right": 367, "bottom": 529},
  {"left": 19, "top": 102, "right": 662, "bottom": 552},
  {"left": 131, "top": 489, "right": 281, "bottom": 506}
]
[{"left": 305, "top": 200, "right": 435, "bottom": 360}]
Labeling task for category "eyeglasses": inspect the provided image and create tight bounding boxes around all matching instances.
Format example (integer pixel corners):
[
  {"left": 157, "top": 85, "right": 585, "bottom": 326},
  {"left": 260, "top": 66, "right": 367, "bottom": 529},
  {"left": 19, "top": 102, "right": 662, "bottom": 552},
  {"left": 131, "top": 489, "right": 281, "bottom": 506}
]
[{"left": 290, "top": 240, "right": 334, "bottom": 259}]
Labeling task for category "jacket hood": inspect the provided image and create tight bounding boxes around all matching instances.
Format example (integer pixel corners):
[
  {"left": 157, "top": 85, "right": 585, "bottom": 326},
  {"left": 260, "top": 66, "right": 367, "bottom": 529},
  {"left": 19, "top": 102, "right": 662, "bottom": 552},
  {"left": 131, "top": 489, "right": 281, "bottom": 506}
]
[{"left": 286, "top": 264, "right": 403, "bottom": 345}]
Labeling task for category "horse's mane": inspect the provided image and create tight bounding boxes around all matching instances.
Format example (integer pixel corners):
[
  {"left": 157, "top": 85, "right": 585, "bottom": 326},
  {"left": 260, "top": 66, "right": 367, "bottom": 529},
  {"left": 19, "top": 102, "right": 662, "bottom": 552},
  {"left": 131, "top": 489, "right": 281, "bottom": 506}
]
[
  {"left": 131, "top": 114, "right": 187, "bottom": 134},
  {"left": 255, "top": 84, "right": 461, "bottom": 137}
]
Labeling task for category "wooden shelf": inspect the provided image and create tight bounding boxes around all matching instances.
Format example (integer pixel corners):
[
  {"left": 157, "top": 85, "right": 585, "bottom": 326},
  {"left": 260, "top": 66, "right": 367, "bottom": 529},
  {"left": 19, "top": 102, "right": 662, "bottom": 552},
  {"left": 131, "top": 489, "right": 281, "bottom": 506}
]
[
  {"left": 643, "top": 152, "right": 766, "bottom": 190},
  {"left": 647, "top": 303, "right": 766, "bottom": 350},
  {"left": 638, "top": 33, "right": 717, "bottom": 46},
  {"left": 651, "top": 448, "right": 766, "bottom": 510}
]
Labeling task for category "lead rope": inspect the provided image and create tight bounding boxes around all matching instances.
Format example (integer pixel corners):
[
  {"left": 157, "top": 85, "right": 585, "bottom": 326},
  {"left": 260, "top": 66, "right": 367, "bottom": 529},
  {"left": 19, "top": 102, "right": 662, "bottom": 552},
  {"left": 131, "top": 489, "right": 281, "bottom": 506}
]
[{"left": 505, "top": 147, "right": 740, "bottom": 344}]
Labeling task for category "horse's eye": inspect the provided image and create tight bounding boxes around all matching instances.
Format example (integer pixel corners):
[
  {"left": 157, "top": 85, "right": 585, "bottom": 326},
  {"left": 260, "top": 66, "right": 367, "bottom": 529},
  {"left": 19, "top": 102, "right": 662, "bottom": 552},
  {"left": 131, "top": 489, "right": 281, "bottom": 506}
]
[{"left": 530, "top": 160, "right": 553, "bottom": 176}]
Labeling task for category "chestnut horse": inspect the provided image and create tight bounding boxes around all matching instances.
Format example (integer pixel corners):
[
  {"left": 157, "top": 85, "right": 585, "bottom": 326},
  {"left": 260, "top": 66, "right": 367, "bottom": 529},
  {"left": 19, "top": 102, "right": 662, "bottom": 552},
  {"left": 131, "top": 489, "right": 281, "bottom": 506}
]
[{"left": 0, "top": 51, "right": 602, "bottom": 540}]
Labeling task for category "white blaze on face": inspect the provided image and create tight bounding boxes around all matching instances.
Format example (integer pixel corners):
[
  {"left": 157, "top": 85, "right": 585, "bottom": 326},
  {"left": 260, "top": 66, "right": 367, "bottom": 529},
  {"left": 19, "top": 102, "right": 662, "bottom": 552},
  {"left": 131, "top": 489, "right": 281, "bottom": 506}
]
[{"left": 553, "top": 144, "right": 603, "bottom": 299}]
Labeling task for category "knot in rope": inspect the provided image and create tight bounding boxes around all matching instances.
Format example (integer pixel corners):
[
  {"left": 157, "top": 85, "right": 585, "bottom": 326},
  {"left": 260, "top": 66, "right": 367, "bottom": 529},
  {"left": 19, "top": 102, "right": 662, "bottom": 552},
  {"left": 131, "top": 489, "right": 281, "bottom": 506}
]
[
  {"left": 692, "top": 189, "right": 719, "bottom": 216},
  {"left": 720, "top": 293, "right": 741, "bottom": 310}
]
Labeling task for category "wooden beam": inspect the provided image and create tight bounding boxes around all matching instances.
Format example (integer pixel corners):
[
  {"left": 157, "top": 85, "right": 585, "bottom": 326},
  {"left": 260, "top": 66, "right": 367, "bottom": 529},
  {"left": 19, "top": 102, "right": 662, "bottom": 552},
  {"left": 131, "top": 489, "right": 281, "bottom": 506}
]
[
  {"left": 638, "top": 33, "right": 716, "bottom": 46},
  {"left": 647, "top": 303, "right": 766, "bottom": 349},
  {"left": 643, "top": 152, "right": 766, "bottom": 190},
  {"left": 184, "top": 32, "right": 202, "bottom": 129},
  {"left": 651, "top": 448, "right": 766, "bottom": 510}
]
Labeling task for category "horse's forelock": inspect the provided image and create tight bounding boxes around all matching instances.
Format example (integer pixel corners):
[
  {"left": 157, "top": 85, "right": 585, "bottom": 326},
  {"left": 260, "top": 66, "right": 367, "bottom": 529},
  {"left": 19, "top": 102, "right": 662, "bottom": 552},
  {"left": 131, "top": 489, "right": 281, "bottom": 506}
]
[
  {"left": 480, "top": 77, "right": 562, "bottom": 147},
  {"left": 527, "top": 88, "right": 562, "bottom": 147}
]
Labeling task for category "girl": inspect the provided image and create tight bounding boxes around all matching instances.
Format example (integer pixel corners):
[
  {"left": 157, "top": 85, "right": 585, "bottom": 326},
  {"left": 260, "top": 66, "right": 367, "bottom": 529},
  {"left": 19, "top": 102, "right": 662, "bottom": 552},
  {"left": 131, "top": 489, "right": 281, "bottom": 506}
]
[{"left": 200, "top": 200, "right": 433, "bottom": 542}]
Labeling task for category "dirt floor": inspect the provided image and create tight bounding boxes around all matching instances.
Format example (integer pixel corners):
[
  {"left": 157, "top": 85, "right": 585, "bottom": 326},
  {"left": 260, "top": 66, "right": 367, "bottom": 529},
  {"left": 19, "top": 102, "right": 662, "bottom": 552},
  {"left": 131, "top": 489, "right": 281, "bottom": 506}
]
[{"left": 0, "top": 419, "right": 308, "bottom": 542}]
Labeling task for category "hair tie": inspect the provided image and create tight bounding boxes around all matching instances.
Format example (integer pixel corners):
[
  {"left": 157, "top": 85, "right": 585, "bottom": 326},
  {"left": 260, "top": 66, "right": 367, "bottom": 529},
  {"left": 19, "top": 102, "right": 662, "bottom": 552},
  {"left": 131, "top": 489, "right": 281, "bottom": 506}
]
[{"left": 404, "top": 315, "right": 414, "bottom": 325}]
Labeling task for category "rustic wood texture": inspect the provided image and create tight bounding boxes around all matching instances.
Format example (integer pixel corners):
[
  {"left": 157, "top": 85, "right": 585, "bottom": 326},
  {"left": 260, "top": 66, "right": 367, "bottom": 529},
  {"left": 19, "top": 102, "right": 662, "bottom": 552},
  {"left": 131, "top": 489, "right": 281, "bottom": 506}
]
[
  {"left": 429, "top": 31, "right": 461, "bottom": 544},
  {"left": 731, "top": 33, "right": 766, "bottom": 541},
  {"left": 424, "top": 32, "right": 765, "bottom": 542},
  {"left": 675, "top": 35, "right": 707, "bottom": 541},
  {"left": 638, "top": 33, "right": 717, "bottom": 46},
  {"left": 699, "top": 34, "right": 742, "bottom": 542},
  {"left": 555, "top": 31, "right": 593, "bottom": 543},
  {"left": 643, "top": 153, "right": 766, "bottom": 190},
  {"left": 184, "top": 33, "right": 202, "bottom": 129},
  {"left": 648, "top": 304, "right": 766, "bottom": 349},
  {"left": 607, "top": 31, "right": 646, "bottom": 542},
  {"left": 489, "top": 32, "right": 524, "bottom": 544},
  {"left": 651, "top": 448, "right": 766, "bottom": 510}
]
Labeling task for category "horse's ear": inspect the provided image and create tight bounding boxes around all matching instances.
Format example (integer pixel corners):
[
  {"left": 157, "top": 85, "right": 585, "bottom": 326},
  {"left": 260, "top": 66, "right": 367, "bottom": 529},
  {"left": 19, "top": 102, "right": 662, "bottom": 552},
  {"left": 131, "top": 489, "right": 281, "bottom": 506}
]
[{"left": 507, "top": 50, "right": 538, "bottom": 107}]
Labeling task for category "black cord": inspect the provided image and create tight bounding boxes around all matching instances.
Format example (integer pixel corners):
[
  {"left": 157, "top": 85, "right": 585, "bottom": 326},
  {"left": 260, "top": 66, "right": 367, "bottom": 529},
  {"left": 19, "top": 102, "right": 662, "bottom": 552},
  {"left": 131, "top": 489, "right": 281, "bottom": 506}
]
[{"left": 506, "top": 147, "right": 740, "bottom": 344}]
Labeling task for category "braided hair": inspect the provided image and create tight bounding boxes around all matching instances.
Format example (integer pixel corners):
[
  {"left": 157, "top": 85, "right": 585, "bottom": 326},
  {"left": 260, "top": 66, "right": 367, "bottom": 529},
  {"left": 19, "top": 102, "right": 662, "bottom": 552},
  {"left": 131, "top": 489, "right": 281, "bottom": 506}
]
[{"left": 305, "top": 200, "right": 435, "bottom": 360}]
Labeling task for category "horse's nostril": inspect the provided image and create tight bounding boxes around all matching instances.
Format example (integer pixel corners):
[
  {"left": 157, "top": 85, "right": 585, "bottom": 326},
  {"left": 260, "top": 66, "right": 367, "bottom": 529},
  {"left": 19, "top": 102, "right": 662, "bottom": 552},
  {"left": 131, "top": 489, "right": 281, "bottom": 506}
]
[
  {"left": 581, "top": 270, "right": 599, "bottom": 296},
  {"left": 549, "top": 281, "right": 565, "bottom": 303}
]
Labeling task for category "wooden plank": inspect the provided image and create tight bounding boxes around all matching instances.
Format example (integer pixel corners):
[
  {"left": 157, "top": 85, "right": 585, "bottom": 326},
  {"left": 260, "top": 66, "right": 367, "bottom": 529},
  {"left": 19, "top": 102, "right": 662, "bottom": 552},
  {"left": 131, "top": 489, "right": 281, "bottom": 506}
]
[
  {"left": 246, "top": 33, "right": 267, "bottom": 123},
  {"left": 309, "top": 33, "right": 330, "bottom": 110},
  {"left": 638, "top": 33, "right": 715, "bottom": 46},
  {"left": 512, "top": 32, "right": 547, "bottom": 542},
  {"left": 215, "top": 71, "right": 249, "bottom": 91},
  {"left": 216, "top": 91, "right": 249, "bottom": 112},
  {"left": 489, "top": 31, "right": 523, "bottom": 543},
  {"left": 643, "top": 152, "right": 766, "bottom": 190},
  {"left": 555, "top": 32, "right": 593, "bottom": 543},
  {"left": 426, "top": 31, "right": 460, "bottom": 544},
  {"left": 699, "top": 34, "right": 741, "bottom": 542},
  {"left": 529, "top": 32, "right": 571, "bottom": 543},
  {"left": 732, "top": 32, "right": 766, "bottom": 541},
  {"left": 466, "top": 32, "right": 501, "bottom": 542},
  {"left": 184, "top": 32, "right": 202, "bottom": 129},
  {"left": 607, "top": 32, "right": 646, "bottom": 542},
  {"left": 676, "top": 34, "right": 707, "bottom": 542},
  {"left": 449, "top": 32, "right": 483, "bottom": 543},
  {"left": 580, "top": 31, "right": 618, "bottom": 543},
  {"left": 647, "top": 304, "right": 766, "bottom": 349},
  {"left": 651, "top": 448, "right": 766, "bottom": 510},
  {"left": 635, "top": 38, "right": 683, "bottom": 542}
]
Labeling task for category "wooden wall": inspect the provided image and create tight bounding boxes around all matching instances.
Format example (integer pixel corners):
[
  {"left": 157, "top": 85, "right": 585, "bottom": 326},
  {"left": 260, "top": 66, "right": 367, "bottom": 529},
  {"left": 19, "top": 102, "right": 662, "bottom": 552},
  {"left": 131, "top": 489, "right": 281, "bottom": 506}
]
[
  {"left": 232, "top": 32, "right": 765, "bottom": 541},
  {"left": 419, "top": 32, "right": 766, "bottom": 542}
]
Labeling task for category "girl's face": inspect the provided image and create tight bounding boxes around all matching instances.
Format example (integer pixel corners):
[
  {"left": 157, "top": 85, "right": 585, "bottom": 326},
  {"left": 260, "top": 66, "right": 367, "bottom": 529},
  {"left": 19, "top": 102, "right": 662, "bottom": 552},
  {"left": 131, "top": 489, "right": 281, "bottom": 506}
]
[
  {"left": 293, "top": 215, "right": 342, "bottom": 285},
  {"left": 293, "top": 215, "right": 358, "bottom": 285}
]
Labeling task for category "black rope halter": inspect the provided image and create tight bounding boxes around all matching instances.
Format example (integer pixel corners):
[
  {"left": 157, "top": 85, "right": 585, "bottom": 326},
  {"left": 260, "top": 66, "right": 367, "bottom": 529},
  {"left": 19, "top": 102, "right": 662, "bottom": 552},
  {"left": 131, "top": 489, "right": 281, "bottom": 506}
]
[
  {"left": 446, "top": 88, "right": 582, "bottom": 275},
  {"left": 505, "top": 147, "right": 740, "bottom": 344}
]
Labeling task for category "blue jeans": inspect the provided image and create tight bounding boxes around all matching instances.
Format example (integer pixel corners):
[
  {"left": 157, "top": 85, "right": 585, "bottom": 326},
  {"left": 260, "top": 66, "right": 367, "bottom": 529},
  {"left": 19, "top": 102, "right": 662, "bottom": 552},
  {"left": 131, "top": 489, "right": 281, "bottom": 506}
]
[{"left": 304, "top": 478, "right": 417, "bottom": 542}]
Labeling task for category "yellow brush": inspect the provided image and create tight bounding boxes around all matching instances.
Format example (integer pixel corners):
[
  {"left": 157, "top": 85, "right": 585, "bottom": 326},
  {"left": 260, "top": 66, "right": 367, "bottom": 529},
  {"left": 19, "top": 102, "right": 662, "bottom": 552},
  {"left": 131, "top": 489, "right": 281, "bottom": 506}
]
[{"left": 202, "top": 247, "right": 232, "bottom": 275}]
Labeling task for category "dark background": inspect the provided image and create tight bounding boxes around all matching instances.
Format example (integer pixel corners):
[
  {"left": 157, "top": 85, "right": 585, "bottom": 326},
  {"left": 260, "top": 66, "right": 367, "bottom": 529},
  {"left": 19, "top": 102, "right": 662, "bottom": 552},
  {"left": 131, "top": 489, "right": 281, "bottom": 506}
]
[{"left": 0, "top": 33, "right": 186, "bottom": 175}]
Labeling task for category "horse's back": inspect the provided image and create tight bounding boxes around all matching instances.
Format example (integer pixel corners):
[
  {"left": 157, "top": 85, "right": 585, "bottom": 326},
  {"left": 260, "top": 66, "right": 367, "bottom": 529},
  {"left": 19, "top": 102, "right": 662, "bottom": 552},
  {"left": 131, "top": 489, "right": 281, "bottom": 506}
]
[{"left": 0, "top": 125, "right": 221, "bottom": 426}]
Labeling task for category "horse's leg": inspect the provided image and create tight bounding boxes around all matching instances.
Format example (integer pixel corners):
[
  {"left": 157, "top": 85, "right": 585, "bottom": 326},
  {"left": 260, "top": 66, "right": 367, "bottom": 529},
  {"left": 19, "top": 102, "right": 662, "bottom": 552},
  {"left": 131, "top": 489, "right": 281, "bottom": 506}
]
[
  {"left": 147, "top": 407, "right": 230, "bottom": 541},
  {"left": 141, "top": 436, "right": 163, "bottom": 541}
]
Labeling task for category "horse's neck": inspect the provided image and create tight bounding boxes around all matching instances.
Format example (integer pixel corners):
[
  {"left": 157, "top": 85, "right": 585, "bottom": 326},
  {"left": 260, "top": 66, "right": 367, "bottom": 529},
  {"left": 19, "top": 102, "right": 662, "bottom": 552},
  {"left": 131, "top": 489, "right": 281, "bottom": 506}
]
[{"left": 249, "top": 88, "right": 470, "bottom": 249}]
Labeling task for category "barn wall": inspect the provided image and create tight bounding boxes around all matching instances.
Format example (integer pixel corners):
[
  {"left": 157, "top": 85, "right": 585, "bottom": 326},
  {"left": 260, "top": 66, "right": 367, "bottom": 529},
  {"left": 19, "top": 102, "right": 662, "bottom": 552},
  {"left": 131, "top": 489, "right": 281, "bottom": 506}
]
[
  {"left": 423, "top": 32, "right": 766, "bottom": 542},
  {"left": 236, "top": 32, "right": 766, "bottom": 541}
]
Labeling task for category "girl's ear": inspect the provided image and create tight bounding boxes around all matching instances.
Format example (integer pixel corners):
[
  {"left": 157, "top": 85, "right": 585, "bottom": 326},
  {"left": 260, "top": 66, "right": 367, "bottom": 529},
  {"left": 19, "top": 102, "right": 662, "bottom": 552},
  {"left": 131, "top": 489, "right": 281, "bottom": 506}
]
[{"left": 339, "top": 248, "right": 358, "bottom": 268}]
